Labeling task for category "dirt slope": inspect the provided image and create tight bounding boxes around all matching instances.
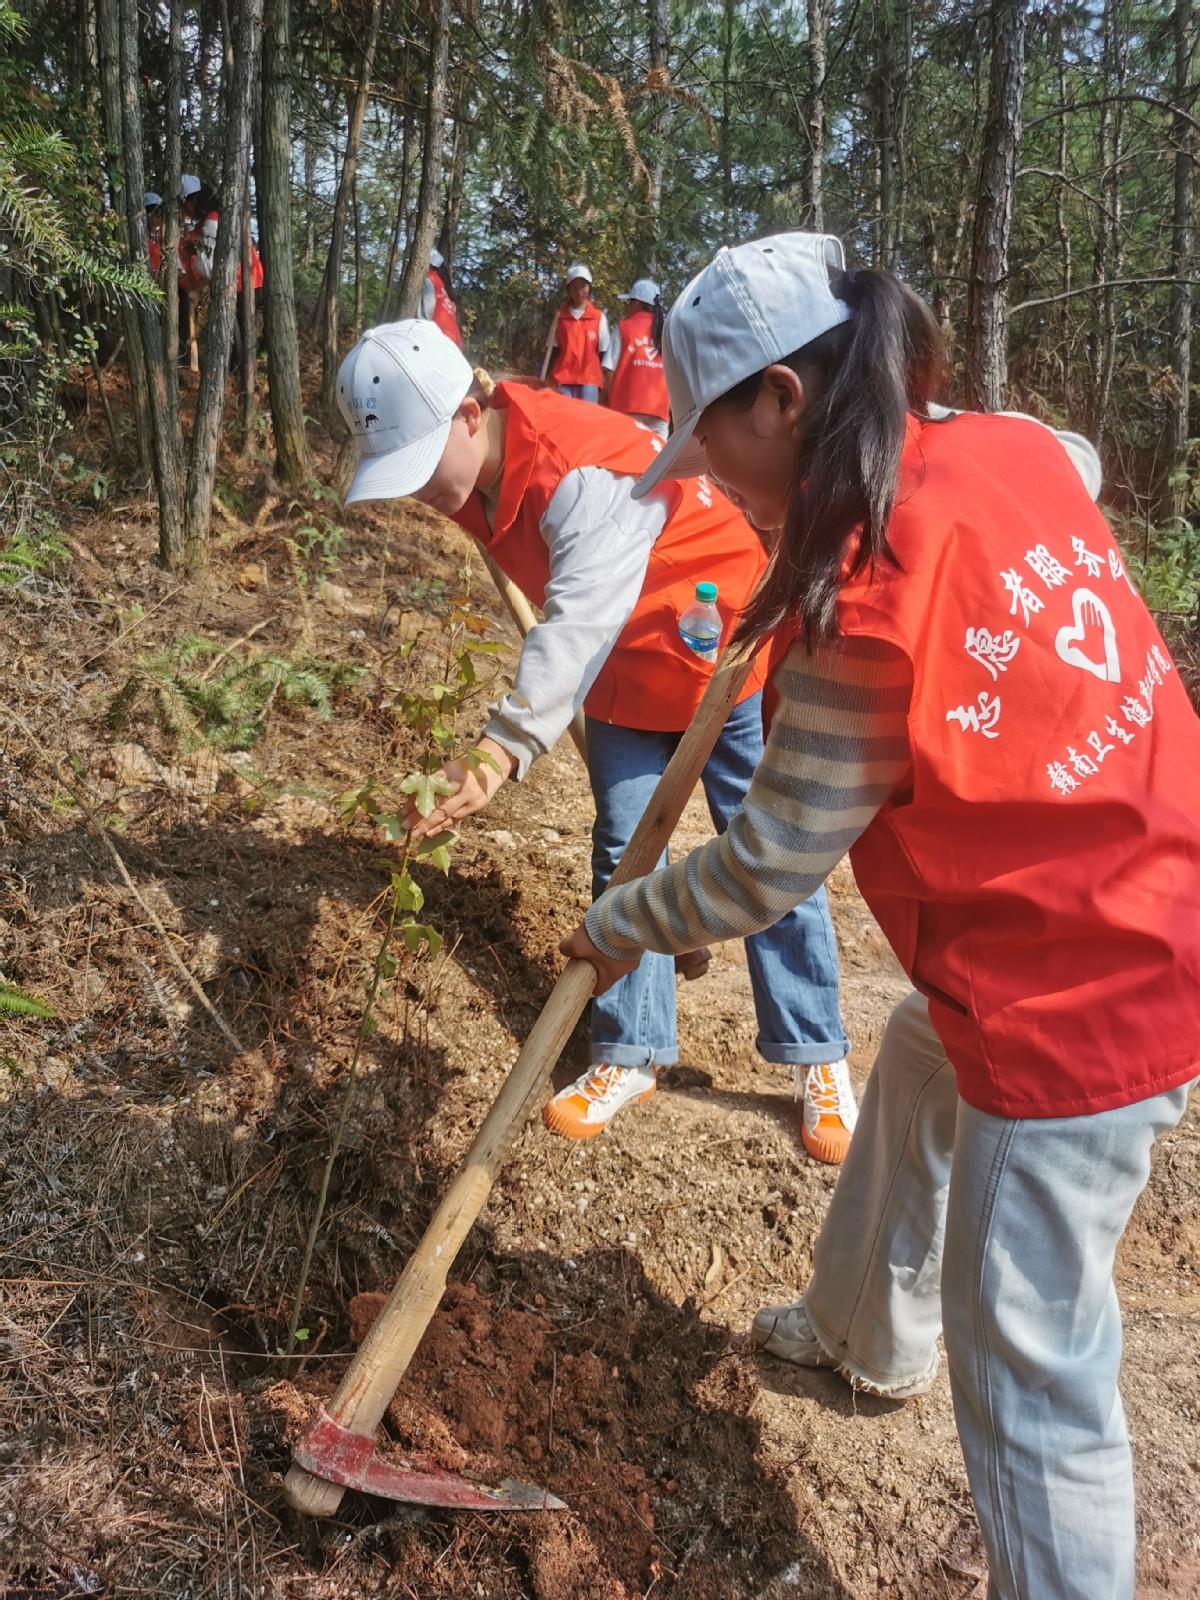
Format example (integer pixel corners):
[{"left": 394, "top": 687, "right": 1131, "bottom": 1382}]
[{"left": 2, "top": 489, "right": 1197, "bottom": 1599}]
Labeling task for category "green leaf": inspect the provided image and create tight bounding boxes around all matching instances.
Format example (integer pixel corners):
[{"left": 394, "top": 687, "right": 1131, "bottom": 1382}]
[
  {"left": 377, "top": 951, "right": 398, "bottom": 980},
  {"left": 416, "top": 829, "right": 458, "bottom": 874},
  {"left": 464, "top": 746, "right": 503, "bottom": 775},
  {"left": 390, "top": 870, "right": 424, "bottom": 913},
  {"left": 398, "top": 770, "right": 455, "bottom": 818},
  {"left": 294, "top": 1328, "right": 310, "bottom": 1342},
  {"left": 376, "top": 813, "right": 408, "bottom": 840},
  {"left": 401, "top": 921, "right": 443, "bottom": 956}
]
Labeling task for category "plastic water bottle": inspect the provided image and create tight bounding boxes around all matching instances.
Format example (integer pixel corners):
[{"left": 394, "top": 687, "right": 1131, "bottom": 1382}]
[{"left": 678, "top": 581, "right": 722, "bottom": 662}]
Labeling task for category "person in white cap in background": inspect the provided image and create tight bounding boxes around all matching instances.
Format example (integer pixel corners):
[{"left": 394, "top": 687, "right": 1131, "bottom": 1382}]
[
  {"left": 421, "top": 247, "right": 464, "bottom": 348},
  {"left": 540, "top": 262, "right": 615, "bottom": 402},
  {"left": 607, "top": 276, "right": 670, "bottom": 438},
  {"left": 334, "top": 318, "right": 858, "bottom": 1158},
  {"left": 560, "top": 231, "right": 1199, "bottom": 1600},
  {"left": 179, "top": 177, "right": 220, "bottom": 289}
]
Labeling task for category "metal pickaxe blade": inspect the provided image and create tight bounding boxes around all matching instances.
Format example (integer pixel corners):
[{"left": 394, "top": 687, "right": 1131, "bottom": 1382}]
[{"left": 292, "top": 1409, "right": 566, "bottom": 1512}]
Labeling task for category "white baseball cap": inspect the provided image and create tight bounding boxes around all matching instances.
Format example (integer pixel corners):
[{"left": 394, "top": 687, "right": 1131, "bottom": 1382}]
[
  {"left": 179, "top": 173, "right": 201, "bottom": 199},
  {"left": 619, "top": 277, "right": 660, "bottom": 304},
  {"left": 143, "top": 191, "right": 163, "bottom": 208},
  {"left": 337, "top": 320, "right": 473, "bottom": 505},
  {"left": 633, "top": 232, "right": 851, "bottom": 499},
  {"left": 565, "top": 261, "right": 593, "bottom": 285},
  {"left": 429, "top": 246, "right": 444, "bottom": 269}
]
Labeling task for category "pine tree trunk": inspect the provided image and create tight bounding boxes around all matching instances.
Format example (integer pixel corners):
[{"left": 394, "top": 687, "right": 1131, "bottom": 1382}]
[
  {"left": 719, "top": 0, "right": 735, "bottom": 244},
  {"left": 163, "top": 0, "right": 182, "bottom": 413},
  {"left": 965, "top": 0, "right": 1026, "bottom": 412},
  {"left": 875, "top": 9, "right": 898, "bottom": 267},
  {"left": 644, "top": 0, "right": 669, "bottom": 272},
  {"left": 182, "top": 0, "right": 265, "bottom": 566},
  {"left": 95, "top": 0, "right": 153, "bottom": 481},
  {"left": 394, "top": 0, "right": 451, "bottom": 319},
  {"left": 1163, "top": 0, "right": 1196, "bottom": 521},
  {"left": 352, "top": 175, "right": 363, "bottom": 338},
  {"left": 381, "top": 109, "right": 412, "bottom": 320},
  {"left": 119, "top": 0, "right": 186, "bottom": 563},
  {"left": 1088, "top": 0, "right": 1128, "bottom": 444},
  {"left": 240, "top": 175, "right": 258, "bottom": 449},
  {"left": 302, "top": 137, "right": 316, "bottom": 266},
  {"left": 1055, "top": 37, "right": 1073, "bottom": 416},
  {"left": 805, "top": 0, "right": 827, "bottom": 229},
  {"left": 318, "top": 0, "right": 383, "bottom": 412},
  {"left": 439, "top": 82, "right": 470, "bottom": 278},
  {"left": 260, "top": 0, "right": 310, "bottom": 488}
]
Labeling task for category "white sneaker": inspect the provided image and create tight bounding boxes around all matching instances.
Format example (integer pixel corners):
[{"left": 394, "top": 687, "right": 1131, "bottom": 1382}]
[
  {"left": 752, "top": 1297, "right": 839, "bottom": 1367},
  {"left": 542, "top": 1062, "right": 656, "bottom": 1140},
  {"left": 753, "top": 1296, "right": 939, "bottom": 1398}
]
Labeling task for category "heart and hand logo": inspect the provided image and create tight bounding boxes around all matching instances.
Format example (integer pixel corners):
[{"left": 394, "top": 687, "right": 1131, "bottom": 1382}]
[{"left": 1055, "top": 588, "right": 1120, "bottom": 683}]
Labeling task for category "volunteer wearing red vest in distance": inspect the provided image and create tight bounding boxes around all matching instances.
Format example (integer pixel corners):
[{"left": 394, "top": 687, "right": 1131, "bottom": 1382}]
[
  {"left": 543, "top": 262, "right": 614, "bottom": 402},
  {"left": 335, "top": 319, "right": 856, "bottom": 1159},
  {"left": 179, "top": 177, "right": 264, "bottom": 297},
  {"left": 563, "top": 233, "right": 1200, "bottom": 1600},
  {"left": 608, "top": 276, "right": 670, "bottom": 438},
  {"left": 422, "top": 247, "right": 463, "bottom": 348},
  {"left": 144, "top": 192, "right": 163, "bottom": 276}
]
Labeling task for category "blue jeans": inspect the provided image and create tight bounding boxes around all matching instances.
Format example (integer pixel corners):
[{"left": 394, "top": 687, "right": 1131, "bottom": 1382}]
[
  {"left": 557, "top": 383, "right": 600, "bottom": 402},
  {"left": 584, "top": 692, "right": 849, "bottom": 1068},
  {"left": 803, "top": 990, "right": 1194, "bottom": 1600}
]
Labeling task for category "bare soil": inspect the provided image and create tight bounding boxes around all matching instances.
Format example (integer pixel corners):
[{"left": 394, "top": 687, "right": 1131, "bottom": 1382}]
[{"left": 2, "top": 429, "right": 1198, "bottom": 1599}]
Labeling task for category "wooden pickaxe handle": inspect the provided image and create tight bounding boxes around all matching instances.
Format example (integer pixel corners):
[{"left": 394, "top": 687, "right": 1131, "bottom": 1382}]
[
  {"left": 480, "top": 548, "right": 587, "bottom": 763},
  {"left": 284, "top": 647, "right": 756, "bottom": 1517}
]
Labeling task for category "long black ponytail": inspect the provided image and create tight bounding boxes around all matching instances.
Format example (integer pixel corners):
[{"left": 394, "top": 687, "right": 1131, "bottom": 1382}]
[{"left": 730, "top": 267, "right": 945, "bottom": 650}]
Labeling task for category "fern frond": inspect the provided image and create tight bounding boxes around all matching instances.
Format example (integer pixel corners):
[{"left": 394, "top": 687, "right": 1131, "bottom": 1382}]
[{"left": 0, "top": 981, "right": 55, "bottom": 1019}]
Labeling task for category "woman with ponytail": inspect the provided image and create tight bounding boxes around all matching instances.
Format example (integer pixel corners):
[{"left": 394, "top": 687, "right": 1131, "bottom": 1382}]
[
  {"left": 563, "top": 232, "right": 1200, "bottom": 1600},
  {"left": 335, "top": 317, "right": 857, "bottom": 1158},
  {"left": 608, "top": 277, "right": 670, "bottom": 437}
]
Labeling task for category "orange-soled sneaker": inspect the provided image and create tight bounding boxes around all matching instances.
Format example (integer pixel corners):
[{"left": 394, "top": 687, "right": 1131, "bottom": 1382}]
[
  {"left": 799, "top": 1060, "right": 858, "bottom": 1165},
  {"left": 542, "top": 1062, "right": 656, "bottom": 1140}
]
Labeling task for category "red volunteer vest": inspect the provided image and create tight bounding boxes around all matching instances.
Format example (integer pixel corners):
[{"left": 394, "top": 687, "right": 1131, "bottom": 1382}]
[
  {"left": 179, "top": 212, "right": 263, "bottom": 293},
  {"left": 551, "top": 301, "right": 604, "bottom": 387},
  {"left": 148, "top": 236, "right": 162, "bottom": 275},
  {"left": 767, "top": 413, "right": 1200, "bottom": 1119},
  {"left": 452, "top": 384, "right": 768, "bottom": 730},
  {"left": 609, "top": 309, "right": 670, "bottom": 420},
  {"left": 428, "top": 268, "right": 463, "bottom": 348}
]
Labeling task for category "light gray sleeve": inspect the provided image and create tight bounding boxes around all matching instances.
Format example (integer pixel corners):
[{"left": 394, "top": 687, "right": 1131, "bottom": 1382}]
[
  {"left": 607, "top": 323, "right": 622, "bottom": 372},
  {"left": 482, "top": 468, "right": 667, "bottom": 777},
  {"left": 598, "top": 310, "right": 617, "bottom": 372},
  {"left": 419, "top": 276, "right": 436, "bottom": 320},
  {"left": 586, "top": 637, "right": 913, "bottom": 957}
]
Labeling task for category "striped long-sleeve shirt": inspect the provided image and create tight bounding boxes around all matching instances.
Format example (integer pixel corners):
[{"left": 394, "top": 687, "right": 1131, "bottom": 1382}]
[{"left": 585, "top": 635, "right": 913, "bottom": 959}]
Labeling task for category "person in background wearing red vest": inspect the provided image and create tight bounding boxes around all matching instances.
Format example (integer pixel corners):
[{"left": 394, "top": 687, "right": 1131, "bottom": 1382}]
[
  {"left": 607, "top": 277, "right": 670, "bottom": 438},
  {"left": 144, "top": 192, "right": 163, "bottom": 276},
  {"left": 422, "top": 248, "right": 464, "bottom": 348},
  {"left": 179, "top": 173, "right": 264, "bottom": 363},
  {"left": 335, "top": 318, "right": 858, "bottom": 1160},
  {"left": 562, "top": 233, "right": 1200, "bottom": 1600},
  {"left": 541, "top": 262, "right": 615, "bottom": 402}
]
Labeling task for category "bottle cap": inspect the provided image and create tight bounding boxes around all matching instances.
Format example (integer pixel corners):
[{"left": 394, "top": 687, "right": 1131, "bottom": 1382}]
[{"left": 695, "top": 581, "right": 718, "bottom": 604}]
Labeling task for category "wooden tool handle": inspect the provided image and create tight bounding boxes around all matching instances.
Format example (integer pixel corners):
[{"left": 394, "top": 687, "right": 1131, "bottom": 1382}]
[
  {"left": 285, "top": 648, "right": 756, "bottom": 1517},
  {"left": 481, "top": 549, "right": 587, "bottom": 763}
]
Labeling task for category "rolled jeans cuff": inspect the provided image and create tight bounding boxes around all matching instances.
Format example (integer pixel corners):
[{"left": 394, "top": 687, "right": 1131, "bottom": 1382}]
[
  {"left": 757, "top": 1035, "right": 851, "bottom": 1066},
  {"left": 588, "top": 1043, "right": 676, "bottom": 1069}
]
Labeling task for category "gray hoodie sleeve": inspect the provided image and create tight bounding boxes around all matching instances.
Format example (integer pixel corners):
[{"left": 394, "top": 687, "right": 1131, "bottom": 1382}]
[{"left": 481, "top": 467, "right": 668, "bottom": 777}]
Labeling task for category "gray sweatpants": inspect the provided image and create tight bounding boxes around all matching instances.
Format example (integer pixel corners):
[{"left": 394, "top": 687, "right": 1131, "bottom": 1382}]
[{"left": 803, "top": 990, "right": 1193, "bottom": 1600}]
